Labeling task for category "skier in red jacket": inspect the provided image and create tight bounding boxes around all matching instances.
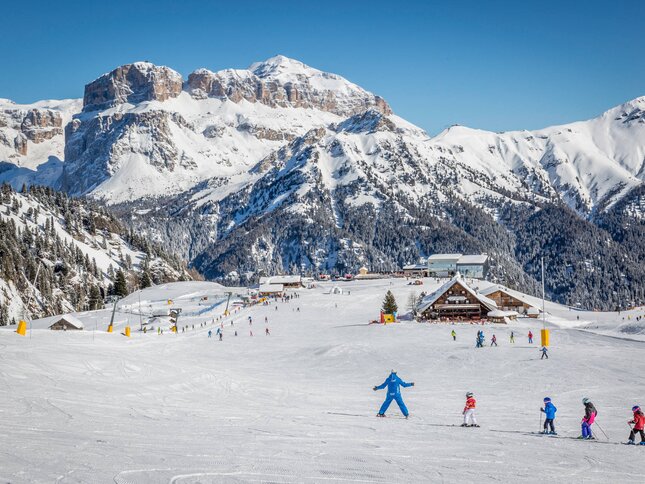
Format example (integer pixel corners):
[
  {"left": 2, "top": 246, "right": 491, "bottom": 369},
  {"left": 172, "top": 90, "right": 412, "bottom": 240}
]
[
  {"left": 461, "top": 392, "right": 479, "bottom": 427},
  {"left": 528, "top": 331, "right": 533, "bottom": 344},
  {"left": 627, "top": 405, "right": 645, "bottom": 445}
]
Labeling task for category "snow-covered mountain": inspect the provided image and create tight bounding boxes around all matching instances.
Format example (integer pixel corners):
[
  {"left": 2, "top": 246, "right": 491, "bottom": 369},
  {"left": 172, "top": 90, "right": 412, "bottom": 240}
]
[{"left": 0, "top": 56, "right": 643, "bottom": 308}]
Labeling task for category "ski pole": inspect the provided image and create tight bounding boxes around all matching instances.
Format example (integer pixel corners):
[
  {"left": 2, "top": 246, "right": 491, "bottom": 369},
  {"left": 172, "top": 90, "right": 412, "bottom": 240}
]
[
  {"left": 595, "top": 421, "right": 609, "bottom": 440},
  {"left": 539, "top": 409, "right": 543, "bottom": 433}
]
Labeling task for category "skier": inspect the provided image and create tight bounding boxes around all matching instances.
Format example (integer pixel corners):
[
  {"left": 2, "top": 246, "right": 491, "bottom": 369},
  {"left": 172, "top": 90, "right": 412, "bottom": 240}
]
[
  {"left": 580, "top": 397, "right": 597, "bottom": 439},
  {"left": 451, "top": 329, "right": 456, "bottom": 341},
  {"left": 219, "top": 332, "right": 223, "bottom": 341},
  {"left": 234, "top": 330, "right": 238, "bottom": 336},
  {"left": 373, "top": 370, "right": 415, "bottom": 418},
  {"left": 265, "top": 316, "right": 268, "bottom": 324},
  {"left": 265, "top": 327, "right": 270, "bottom": 335},
  {"left": 541, "top": 346, "right": 549, "bottom": 359},
  {"left": 627, "top": 405, "right": 645, "bottom": 445},
  {"left": 208, "top": 329, "right": 212, "bottom": 338},
  {"left": 250, "top": 330, "right": 253, "bottom": 336},
  {"left": 462, "top": 392, "right": 479, "bottom": 427},
  {"left": 491, "top": 334, "right": 497, "bottom": 347},
  {"left": 510, "top": 331, "right": 515, "bottom": 343},
  {"left": 541, "top": 397, "right": 557, "bottom": 434},
  {"left": 528, "top": 331, "right": 533, "bottom": 344}
]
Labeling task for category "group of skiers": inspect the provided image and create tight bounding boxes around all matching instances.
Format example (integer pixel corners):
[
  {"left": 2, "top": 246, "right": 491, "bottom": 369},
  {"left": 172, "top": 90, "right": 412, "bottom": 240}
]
[
  {"left": 372, "top": 370, "right": 644, "bottom": 444},
  {"left": 454, "top": 329, "right": 550, "bottom": 359}
]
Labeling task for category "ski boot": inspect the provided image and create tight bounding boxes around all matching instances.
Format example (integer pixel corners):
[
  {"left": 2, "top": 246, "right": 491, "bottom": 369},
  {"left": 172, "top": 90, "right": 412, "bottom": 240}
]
[
  {"left": 460, "top": 423, "right": 469, "bottom": 427},
  {"left": 376, "top": 413, "right": 386, "bottom": 418},
  {"left": 472, "top": 424, "right": 480, "bottom": 428},
  {"left": 626, "top": 440, "right": 635, "bottom": 445},
  {"left": 639, "top": 441, "right": 645, "bottom": 446},
  {"left": 549, "top": 431, "right": 558, "bottom": 435}
]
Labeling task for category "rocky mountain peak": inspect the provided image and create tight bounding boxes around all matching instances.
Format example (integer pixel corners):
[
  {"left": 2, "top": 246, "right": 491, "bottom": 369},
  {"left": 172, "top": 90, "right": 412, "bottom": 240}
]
[{"left": 83, "top": 62, "right": 183, "bottom": 112}]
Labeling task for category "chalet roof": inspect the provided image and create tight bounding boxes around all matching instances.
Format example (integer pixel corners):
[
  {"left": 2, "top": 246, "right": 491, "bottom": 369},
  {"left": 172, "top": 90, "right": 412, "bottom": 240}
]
[
  {"left": 479, "top": 284, "right": 538, "bottom": 309},
  {"left": 259, "top": 275, "right": 302, "bottom": 285},
  {"left": 487, "top": 309, "right": 519, "bottom": 318},
  {"left": 417, "top": 274, "right": 497, "bottom": 314},
  {"left": 428, "top": 254, "right": 462, "bottom": 262},
  {"left": 457, "top": 255, "right": 488, "bottom": 265},
  {"left": 49, "top": 314, "right": 84, "bottom": 330},
  {"left": 259, "top": 283, "right": 284, "bottom": 293}
]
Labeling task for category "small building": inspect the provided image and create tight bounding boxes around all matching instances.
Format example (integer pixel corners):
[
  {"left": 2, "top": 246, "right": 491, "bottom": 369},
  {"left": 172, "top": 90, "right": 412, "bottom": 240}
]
[
  {"left": 456, "top": 255, "right": 489, "bottom": 279},
  {"left": 427, "top": 254, "right": 462, "bottom": 277},
  {"left": 49, "top": 315, "right": 84, "bottom": 331},
  {"left": 258, "top": 283, "right": 284, "bottom": 296},
  {"left": 358, "top": 266, "right": 369, "bottom": 276},
  {"left": 480, "top": 285, "right": 539, "bottom": 315},
  {"left": 487, "top": 309, "right": 518, "bottom": 324},
  {"left": 355, "top": 267, "right": 384, "bottom": 280},
  {"left": 527, "top": 307, "right": 540, "bottom": 318},
  {"left": 403, "top": 264, "right": 428, "bottom": 278},
  {"left": 417, "top": 274, "right": 497, "bottom": 321},
  {"left": 259, "top": 275, "right": 302, "bottom": 289}
]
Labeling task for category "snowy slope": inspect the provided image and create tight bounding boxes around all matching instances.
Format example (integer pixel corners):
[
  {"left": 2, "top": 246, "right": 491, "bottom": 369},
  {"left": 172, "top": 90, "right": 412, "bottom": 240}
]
[{"left": 2, "top": 277, "right": 645, "bottom": 482}]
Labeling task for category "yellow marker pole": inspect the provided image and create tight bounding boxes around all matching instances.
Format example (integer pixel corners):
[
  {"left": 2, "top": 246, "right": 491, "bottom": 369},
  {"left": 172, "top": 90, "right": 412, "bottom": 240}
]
[
  {"left": 541, "top": 328, "right": 549, "bottom": 347},
  {"left": 541, "top": 258, "right": 549, "bottom": 347},
  {"left": 16, "top": 320, "right": 27, "bottom": 336},
  {"left": 107, "top": 324, "right": 113, "bottom": 333},
  {"left": 124, "top": 326, "right": 131, "bottom": 337}
]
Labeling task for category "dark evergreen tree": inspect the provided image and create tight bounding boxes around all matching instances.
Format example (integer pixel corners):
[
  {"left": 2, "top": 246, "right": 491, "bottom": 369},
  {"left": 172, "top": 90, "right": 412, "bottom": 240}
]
[{"left": 382, "top": 290, "right": 398, "bottom": 314}]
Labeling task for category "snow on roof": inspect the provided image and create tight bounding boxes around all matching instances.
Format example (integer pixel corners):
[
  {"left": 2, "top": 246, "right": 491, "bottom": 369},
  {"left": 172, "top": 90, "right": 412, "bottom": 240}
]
[
  {"left": 417, "top": 274, "right": 497, "bottom": 314},
  {"left": 259, "top": 283, "right": 284, "bottom": 293},
  {"left": 457, "top": 255, "right": 488, "bottom": 265},
  {"left": 480, "top": 285, "right": 538, "bottom": 308},
  {"left": 527, "top": 307, "right": 541, "bottom": 315},
  {"left": 428, "top": 254, "right": 462, "bottom": 261},
  {"left": 487, "top": 310, "right": 518, "bottom": 318},
  {"left": 259, "top": 275, "right": 302, "bottom": 285},
  {"left": 403, "top": 264, "right": 426, "bottom": 270},
  {"left": 49, "top": 314, "right": 84, "bottom": 330}
]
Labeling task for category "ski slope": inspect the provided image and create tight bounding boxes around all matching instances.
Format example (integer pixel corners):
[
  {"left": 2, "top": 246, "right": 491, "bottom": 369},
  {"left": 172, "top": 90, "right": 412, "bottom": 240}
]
[{"left": 1, "top": 278, "right": 645, "bottom": 483}]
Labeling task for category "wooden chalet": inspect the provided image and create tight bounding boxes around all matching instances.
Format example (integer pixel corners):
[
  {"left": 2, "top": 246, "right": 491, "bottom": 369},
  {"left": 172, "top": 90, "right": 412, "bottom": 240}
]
[
  {"left": 480, "top": 285, "right": 538, "bottom": 315},
  {"left": 417, "top": 275, "right": 497, "bottom": 321},
  {"left": 49, "top": 315, "right": 84, "bottom": 331}
]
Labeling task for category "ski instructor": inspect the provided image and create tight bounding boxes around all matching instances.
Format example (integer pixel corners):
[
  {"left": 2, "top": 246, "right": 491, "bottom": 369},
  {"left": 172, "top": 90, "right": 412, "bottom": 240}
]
[{"left": 373, "top": 370, "right": 415, "bottom": 418}]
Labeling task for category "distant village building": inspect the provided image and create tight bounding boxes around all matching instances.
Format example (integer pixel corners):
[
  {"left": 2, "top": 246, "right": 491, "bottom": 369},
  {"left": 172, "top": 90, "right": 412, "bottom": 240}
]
[
  {"left": 487, "top": 309, "right": 518, "bottom": 324},
  {"left": 427, "top": 254, "right": 462, "bottom": 277},
  {"left": 426, "top": 254, "right": 488, "bottom": 279},
  {"left": 49, "top": 315, "right": 84, "bottom": 331},
  {"left": 417, "top": 274, "right": 497, "bottom": 321},
  {"left": 259, "top": 276, "right": 302, "bottom": 289},
  {"left": 456, "top": 255, "right": 488, "bottom": 279},
  {"left": 480, "top": 285, "right": 538, "bottom": 315},
  {"left": 355, "top": 266, "right": 385, "bottom": 280},
  {"left": 258, "top": 283, "right": 284, "bottom": 296},
  {"left": 402, "top": 264, "right": 428, "bottom": 278}
]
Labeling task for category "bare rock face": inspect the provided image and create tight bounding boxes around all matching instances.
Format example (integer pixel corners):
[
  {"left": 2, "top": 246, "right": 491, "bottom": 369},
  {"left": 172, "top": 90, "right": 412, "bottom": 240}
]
[
  {"left": 14, "top": 133, "right": 28, "bottom": 155},
  {"left": 187, "top": 57, "right": 392, "bottom": 117},
  {"left": 20, "top": 109, "right": 63, "bottom": 143},
  {"left": 83, "top": 62, "right": 183, "bottom": 112}
]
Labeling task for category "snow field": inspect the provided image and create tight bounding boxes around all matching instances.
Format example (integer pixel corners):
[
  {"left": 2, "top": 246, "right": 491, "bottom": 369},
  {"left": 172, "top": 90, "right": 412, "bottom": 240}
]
[{"left": 1, "top": 278, "right": 645, "bottom": 482}]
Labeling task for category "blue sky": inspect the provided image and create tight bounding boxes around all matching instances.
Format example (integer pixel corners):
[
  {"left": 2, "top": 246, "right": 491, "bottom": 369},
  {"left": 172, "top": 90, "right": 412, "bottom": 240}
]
[{"left": 2, "top": 0, "right": 643, "bottom": 134}]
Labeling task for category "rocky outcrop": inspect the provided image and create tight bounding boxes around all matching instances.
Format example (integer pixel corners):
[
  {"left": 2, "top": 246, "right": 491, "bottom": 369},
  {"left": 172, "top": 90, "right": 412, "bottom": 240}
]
[
  {"left": 83, "top": 62, "right": 183, "bottom": 112},
  {"left": 63, "top": 110, "right": 197, "bottom": 195},
  {"left": 20, "top": 109, "right": 63, "bottom": 143},
  {"left": 187, "top": 57, "right": 391, "bottom": 117},
  {"left": 13, "top": 134, "right": 27, "bottom": 155}
]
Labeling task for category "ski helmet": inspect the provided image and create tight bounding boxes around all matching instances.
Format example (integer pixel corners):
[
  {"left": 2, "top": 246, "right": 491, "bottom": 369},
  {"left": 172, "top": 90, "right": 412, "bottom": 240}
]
[
  {"left": 466, "top": 392, "right": 473, "bottom": 398},
  {"left": 632, "top": 405, "right": 641, "bottom": 412},
  {"left": 543, "top": 397, "right": 551, "bottom": 403},
  {"left": 582, "top": 397, "right": 590, "bottom": 404}
]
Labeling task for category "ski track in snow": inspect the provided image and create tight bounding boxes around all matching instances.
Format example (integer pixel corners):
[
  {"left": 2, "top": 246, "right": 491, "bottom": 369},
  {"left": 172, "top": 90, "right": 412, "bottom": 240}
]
[{"left": 1, "top": 278, "right": 645, "bottom": 483}]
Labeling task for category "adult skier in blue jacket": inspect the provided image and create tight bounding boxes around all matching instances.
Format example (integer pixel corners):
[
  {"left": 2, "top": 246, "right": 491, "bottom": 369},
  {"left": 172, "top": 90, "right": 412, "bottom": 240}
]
[{"left": 373, "top": 370, "right": 415, "bottom": 418}]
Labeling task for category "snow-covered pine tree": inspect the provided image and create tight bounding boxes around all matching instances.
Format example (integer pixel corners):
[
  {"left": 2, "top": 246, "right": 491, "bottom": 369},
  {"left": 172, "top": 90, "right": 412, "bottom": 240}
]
[{"left": 382, "top": 290, "right": 398, "bottom": 314}]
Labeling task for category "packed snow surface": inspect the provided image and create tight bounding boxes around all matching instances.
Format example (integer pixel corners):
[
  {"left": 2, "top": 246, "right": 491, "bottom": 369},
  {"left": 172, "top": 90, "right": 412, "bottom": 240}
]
[{"left": 2, "top": 278, "right": 645, "bottom": 483}]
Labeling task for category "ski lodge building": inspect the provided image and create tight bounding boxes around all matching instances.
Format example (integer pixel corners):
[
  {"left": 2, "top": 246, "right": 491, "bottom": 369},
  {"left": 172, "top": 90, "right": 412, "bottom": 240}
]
[
  {"left": 426, "top": 254, "right": 489, "bottom": 279},
  {"left": 417, "top": 274, "right": 497, "bottom": 321},
  {"left": 402, "top": 264, "right": 428, "bottom": 278},
  {"left": 49, "top": 314, "right": 84, "bottom": 331},
  {"left": 479, "top": 285, "right": 539, "bottom": 315},
  {"left": 259, "top": 275, "right": 303, "bottom": 289},
  {"left": 258, "top": 283, "right": 284, "bottom": 296}
]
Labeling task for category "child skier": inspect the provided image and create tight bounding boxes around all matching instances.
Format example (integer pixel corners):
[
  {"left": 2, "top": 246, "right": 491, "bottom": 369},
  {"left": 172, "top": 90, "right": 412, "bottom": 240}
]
[
  {"left": 541, "top": 346, "right": 549, "bottom": 359},
  {"left": 627, "top": 405, "right": 645, "bottom": 445},
  {"left": 510, "top": 331, "right": 515, "bottom": 343},
  {"left": 451, "top": 329, "right": 456, "bottom": 341},
  {"left": 265, "top": 327, "right": 270, "bottom": 335},
  {"left": 491, "top": 334, "right": 497, "bottom": 347},
  {"left": 541, "top": 397, "right": 557, "bottom": 434},
  {"left": 373, "top": 370, "right": 415, "bottom": 418},
  {"left": 528, "top": 331, "right": 533, "bottom": 344},
  {"left": 580, "top": 398, "right": 597, "bottom": 439},
  {"left": 462, "top": 392, "right": 479, "bottom": 427}
]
